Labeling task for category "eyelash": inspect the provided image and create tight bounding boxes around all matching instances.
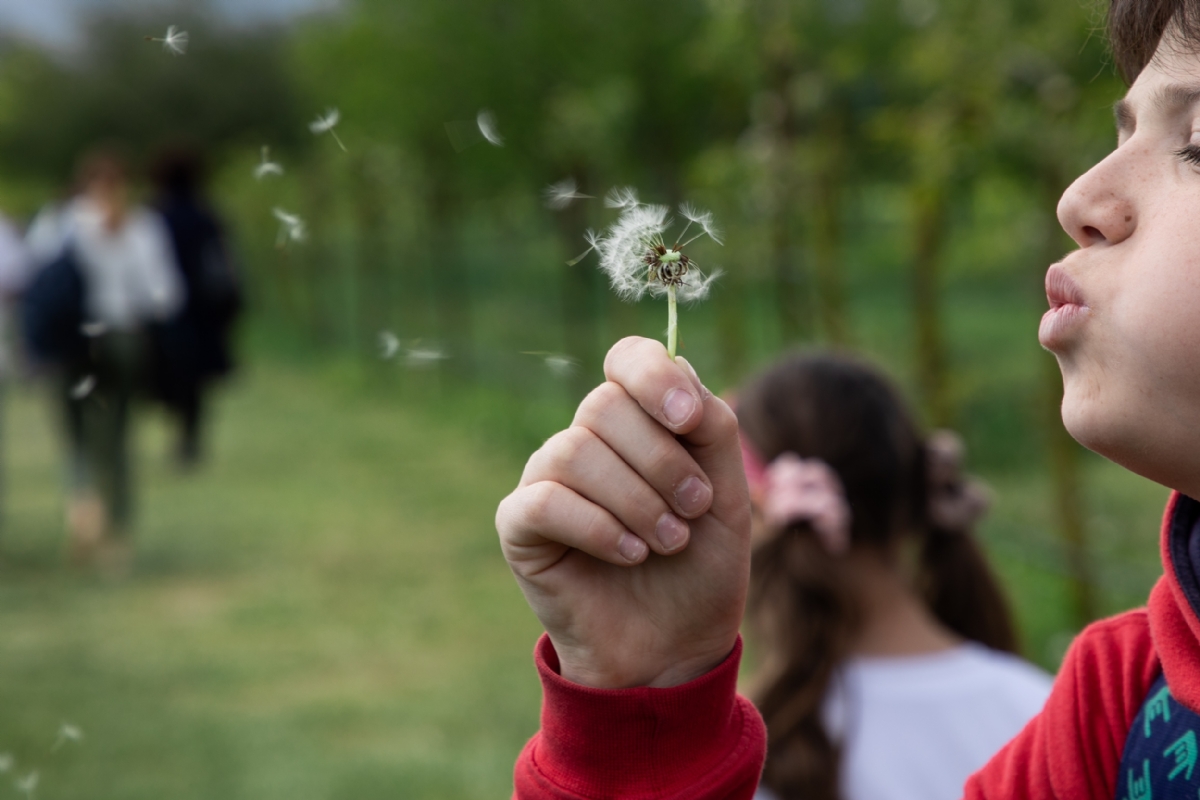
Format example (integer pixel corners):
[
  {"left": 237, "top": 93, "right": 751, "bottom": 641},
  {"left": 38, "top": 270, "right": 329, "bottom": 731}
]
[{"left": 1175, "top": 144, "right": 1200, "bottom": 166}]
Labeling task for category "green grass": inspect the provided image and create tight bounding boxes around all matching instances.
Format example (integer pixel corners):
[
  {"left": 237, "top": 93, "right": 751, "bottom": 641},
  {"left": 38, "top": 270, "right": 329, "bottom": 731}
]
[
  {"left": 0, "top": 361, "right": 543, "bottom": 800},
  {"left": 0, "top": 345, "right": 1174, "bottom": 799}
]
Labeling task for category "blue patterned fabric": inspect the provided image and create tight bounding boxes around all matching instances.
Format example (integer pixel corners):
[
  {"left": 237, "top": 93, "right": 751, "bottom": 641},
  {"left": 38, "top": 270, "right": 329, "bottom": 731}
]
[{"left": 1116, "top": 673, "right": 1200, "bottom": 799}]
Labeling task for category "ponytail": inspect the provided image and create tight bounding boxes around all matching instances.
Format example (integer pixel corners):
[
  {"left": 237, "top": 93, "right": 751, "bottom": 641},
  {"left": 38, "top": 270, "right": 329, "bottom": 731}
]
[
  {"left": 750, "top": 527, "right": 858, "bottom": 800},
  {"left": 919, "top": 431, "right": 1018, "bottom": 654}
]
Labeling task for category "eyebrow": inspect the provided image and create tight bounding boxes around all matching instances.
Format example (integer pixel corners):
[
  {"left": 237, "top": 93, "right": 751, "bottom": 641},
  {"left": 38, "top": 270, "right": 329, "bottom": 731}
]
[{"left": 1114, "top": 83, "right": 1200, "bottom": 134}]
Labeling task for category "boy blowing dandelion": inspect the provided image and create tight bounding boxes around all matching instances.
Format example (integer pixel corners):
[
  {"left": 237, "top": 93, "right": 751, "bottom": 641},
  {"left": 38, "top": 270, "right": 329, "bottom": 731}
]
[{"left": 494, "top": 0, "right": 1200, "bottom": 798}]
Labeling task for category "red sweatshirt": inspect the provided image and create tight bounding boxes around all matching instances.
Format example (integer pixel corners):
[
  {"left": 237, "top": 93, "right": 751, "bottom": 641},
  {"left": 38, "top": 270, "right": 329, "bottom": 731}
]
[{"left": 514, "top": 492, "right": 1198, "bottom": 800}]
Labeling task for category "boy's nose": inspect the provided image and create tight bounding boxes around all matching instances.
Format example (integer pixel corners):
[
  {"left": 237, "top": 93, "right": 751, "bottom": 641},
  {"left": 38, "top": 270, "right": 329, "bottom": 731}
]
[{"left": 1056, "top": 150, "right": 1137, "bottom": 249}]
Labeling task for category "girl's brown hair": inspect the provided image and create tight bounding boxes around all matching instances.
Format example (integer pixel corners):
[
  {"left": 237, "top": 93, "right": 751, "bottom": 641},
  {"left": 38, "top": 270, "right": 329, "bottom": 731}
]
[
  {"left": 737, "top": 352, "right": 1017, "bottom": 800},
  {"left": 1109, "top": 0, "right": 1200, "bottom": 83}
]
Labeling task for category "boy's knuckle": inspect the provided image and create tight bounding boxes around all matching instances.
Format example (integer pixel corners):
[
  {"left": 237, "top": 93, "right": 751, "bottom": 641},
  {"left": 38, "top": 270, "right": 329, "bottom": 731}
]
[
  {"left": 709, "top": 401, "right": 740, "bottom": 440},
  {"left": 604, "top": 336, "right": 640, "bottom": 367},
  {"left": 521, "top": 480, "right": 561, "bottom": 527},
  {"left": 556, "top": 426, "right": 598, "bottom": 465},
  {"left": 579, "top": 381, "right": 626, "bottom": 421}
]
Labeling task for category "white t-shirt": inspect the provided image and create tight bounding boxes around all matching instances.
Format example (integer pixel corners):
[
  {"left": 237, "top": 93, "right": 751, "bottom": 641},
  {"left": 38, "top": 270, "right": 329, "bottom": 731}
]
[
  {"left": 756, "top": 643, "right": 1053, "bottom": 800},
  {"left": 26, "top": 197, "right": 182, "bottom": 331}
]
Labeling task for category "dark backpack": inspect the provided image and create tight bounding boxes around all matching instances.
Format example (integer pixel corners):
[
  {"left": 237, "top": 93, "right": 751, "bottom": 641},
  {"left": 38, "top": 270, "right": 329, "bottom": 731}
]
[{"left": 21, "top": 245, "right": 87, "bottom": 366}]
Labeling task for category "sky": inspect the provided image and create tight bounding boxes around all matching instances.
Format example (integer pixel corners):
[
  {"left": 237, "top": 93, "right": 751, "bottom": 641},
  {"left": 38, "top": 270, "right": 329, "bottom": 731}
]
[{"left": 0, "top": 0, "right": 340, "bottom": 47}]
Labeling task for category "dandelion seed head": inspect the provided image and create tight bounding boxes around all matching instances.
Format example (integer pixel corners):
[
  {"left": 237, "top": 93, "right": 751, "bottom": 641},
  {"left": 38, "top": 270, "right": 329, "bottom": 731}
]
[
  {"left": 604, "top": 186, "right": 640, "bottom": 210},
  {"left": 544, "top": 178, "right": 592, "bottom": 211},
  {"left": 476, "top": 110, "right": 503, "bottom": 146},
  {"left": 587, "top": 196, "right": 722, "bottom": 304},
  {"left": 594, "top": 203, "right": 670, "bottom": 301},
  {"left": 71, "top": 375, "right": 96, "bottom": 400}
]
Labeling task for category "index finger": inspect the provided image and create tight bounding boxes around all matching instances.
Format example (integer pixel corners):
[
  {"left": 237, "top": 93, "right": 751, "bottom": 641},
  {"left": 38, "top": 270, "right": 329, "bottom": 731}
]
[
  {"left": 602, "top": 337, "right": 705, "bottom": 435},
  {"left": 603, "top": 338, "right": 748, "bottom": 530}
]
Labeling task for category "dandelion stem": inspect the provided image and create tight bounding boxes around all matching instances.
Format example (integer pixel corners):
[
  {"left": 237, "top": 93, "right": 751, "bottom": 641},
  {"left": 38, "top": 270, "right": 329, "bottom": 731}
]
[{"left": 667, "top": 285, "right": 678, "bottom": 360}]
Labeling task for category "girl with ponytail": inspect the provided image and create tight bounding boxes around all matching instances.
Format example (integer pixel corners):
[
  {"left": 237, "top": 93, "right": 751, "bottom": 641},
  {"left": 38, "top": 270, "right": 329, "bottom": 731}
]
[{"left": 737, "top": 352, "right": 1051, "bottom": 800}]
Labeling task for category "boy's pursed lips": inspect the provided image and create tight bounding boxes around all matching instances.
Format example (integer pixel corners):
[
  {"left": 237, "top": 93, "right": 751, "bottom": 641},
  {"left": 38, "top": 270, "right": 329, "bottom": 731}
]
[{"left": 1039, "top": 264, "right": 1090, "bottom": 351}]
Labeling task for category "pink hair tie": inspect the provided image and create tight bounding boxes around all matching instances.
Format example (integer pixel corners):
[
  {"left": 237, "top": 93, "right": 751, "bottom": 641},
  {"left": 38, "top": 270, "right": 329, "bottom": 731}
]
[
  {"left": 762, "top": 453, "right": 852, "bottom": 556},
  {"left": 739, "top": 429, "right": 770, "bottom": 503}
]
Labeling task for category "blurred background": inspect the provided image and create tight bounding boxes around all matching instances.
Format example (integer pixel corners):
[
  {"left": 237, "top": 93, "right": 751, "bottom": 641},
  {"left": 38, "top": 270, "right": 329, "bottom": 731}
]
[{"left": 0, "top": 0, "right": 1171, "bottom": 797}]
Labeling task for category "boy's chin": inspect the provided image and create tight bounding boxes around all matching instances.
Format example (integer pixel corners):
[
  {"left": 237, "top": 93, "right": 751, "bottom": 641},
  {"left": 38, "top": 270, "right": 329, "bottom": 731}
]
[
  {"left": 1060, "top": 386, "right": 1138, "bottom": 470},
  {"left": 1061, "top": 384, "right": 1177, "bottom": 491}
]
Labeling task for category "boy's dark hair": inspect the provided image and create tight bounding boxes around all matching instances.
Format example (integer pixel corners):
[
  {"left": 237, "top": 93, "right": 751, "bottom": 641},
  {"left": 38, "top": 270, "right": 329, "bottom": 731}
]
[
  {"left": 737, "top": 352, "right": 1018, "bottom": 800},
  {"left": 1110, "top": 0, "right": 1200, "bottom": 82}
]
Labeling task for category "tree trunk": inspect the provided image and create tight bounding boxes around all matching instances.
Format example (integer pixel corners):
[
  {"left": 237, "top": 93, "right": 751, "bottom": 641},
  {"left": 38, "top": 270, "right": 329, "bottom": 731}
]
[
  {"left": 911, "top": 180, "right": 952, "bottom": 427},
  {"left": 812, "top": 150, "right": 849, "bottom": 346},
  {"left": 425, "top": 174, "right": 473, "bottom": 379}
]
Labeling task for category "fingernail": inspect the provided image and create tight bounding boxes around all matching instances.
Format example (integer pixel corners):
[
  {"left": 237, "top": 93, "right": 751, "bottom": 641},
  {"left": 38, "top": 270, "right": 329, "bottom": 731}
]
[
  {"left": 675, "top": 476, "right": 713, "bottom": 517},
  {"left": 675, "top": 356, "right": 710, "bottom": 399},
  {"left": 655, "top": 513, "right": 689, "bottom": 552},
  {"left": 618, "top": 533, "right": 648, "bottom": 563},
  {"left": 663, "top": 388, "right": 698, "bottom": 428}
]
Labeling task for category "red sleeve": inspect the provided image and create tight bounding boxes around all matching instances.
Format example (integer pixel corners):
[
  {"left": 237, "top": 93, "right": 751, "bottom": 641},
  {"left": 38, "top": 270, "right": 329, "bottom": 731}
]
[
  {"left": 962, "top": 609, "right": 1159, "bottom": 799},
  {"left": 513, "top": 634, "right": 767, "bottom": 799}
]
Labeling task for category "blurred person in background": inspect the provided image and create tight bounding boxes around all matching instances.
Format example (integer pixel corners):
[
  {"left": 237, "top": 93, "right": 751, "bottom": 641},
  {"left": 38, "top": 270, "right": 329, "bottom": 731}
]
[
  {"left": 0, "top": 209, "right": 30, "bottom": 535},
  {"left": 149, "top": 144, "right": 242, "bottom": 468},
  {"left": 735, "top": 352, "right": 1052, "bottom": 800},
  {"left": 23, "top": 147, "right": 182, "bottom": 571}
]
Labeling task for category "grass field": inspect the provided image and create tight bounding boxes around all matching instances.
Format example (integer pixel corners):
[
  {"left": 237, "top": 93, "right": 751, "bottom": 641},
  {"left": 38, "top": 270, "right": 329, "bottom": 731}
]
[
  {"left": 0, "top": 360, "right": 543, "bottom": 800},
  {"left": 0, "top": 346, "right": 1172, "bottom": 799}
]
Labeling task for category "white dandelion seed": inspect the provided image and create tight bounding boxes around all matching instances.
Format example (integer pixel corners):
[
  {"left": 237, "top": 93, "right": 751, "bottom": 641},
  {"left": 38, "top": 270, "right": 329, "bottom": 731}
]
[
  {"left": 51, "top": 723, "right": 83, "bottom": 752},
  {"left": 476, "top": 110, "right": 504, "bottom": 146},
  {"left": 604, "top": 186, "right": 641, "bottom": 211},
  {"left": 71, "top": 375, "right": 97, "bottom": 400},
  {"left": 584, "top": 197, "right": 723, "bottom": 358},
  {"left": 679, "top": 202, "right": 724, "bottom": 246},
  {"left": 378, "top": 331, "right": 400, "bottom": 360},
  {"left": 15, "top": 771, "right": 37, "bottom": 800},
  {"left": 0, "top": 753, "right": 13, "bottom": 772},
  {"left": 254, "top": 146, "right": 283, "bottom": 180},
  {"left": 145, "top": 25, "right": 188, "bottom": 55},
  {"left": 521, "top": 351, "right": 579, "bottom": 376},
  {"left": 272, "top": 208, "right": 306, "bottom": 247},
  {"left": 80, "top": 321, "right": 107, "bottom": 338},
  {"left": 309, "top": 108, "right": 347, "bottom": 152},
  {"left": 404, "top": 345, "right": 450, "bottom": 368},
  {"left": 543, "top": 178, "right": 593, "bottom": 211},
  {"left": 565, "top": 228, "right": 602, "bottom": 267}
]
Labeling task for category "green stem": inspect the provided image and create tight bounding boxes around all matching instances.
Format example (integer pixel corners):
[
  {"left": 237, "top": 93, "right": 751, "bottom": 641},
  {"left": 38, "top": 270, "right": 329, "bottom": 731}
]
[{"left": 667, "top": 285, "right": 678, "bottom": 360}]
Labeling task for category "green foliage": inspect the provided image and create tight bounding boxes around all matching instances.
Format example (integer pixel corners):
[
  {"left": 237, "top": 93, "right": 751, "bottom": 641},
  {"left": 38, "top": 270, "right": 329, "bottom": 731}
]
[
  {"left": 0, "top": 0, "right": 1174, "bottom": 772},
  {"left": 0, "top": 12, "right": 304, "bottom": 188}
]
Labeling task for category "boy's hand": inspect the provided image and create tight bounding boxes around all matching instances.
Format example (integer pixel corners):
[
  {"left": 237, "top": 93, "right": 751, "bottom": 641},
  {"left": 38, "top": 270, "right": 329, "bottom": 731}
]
[{"left": 495, "top": 337, "right": 751, "bottom": 689}]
